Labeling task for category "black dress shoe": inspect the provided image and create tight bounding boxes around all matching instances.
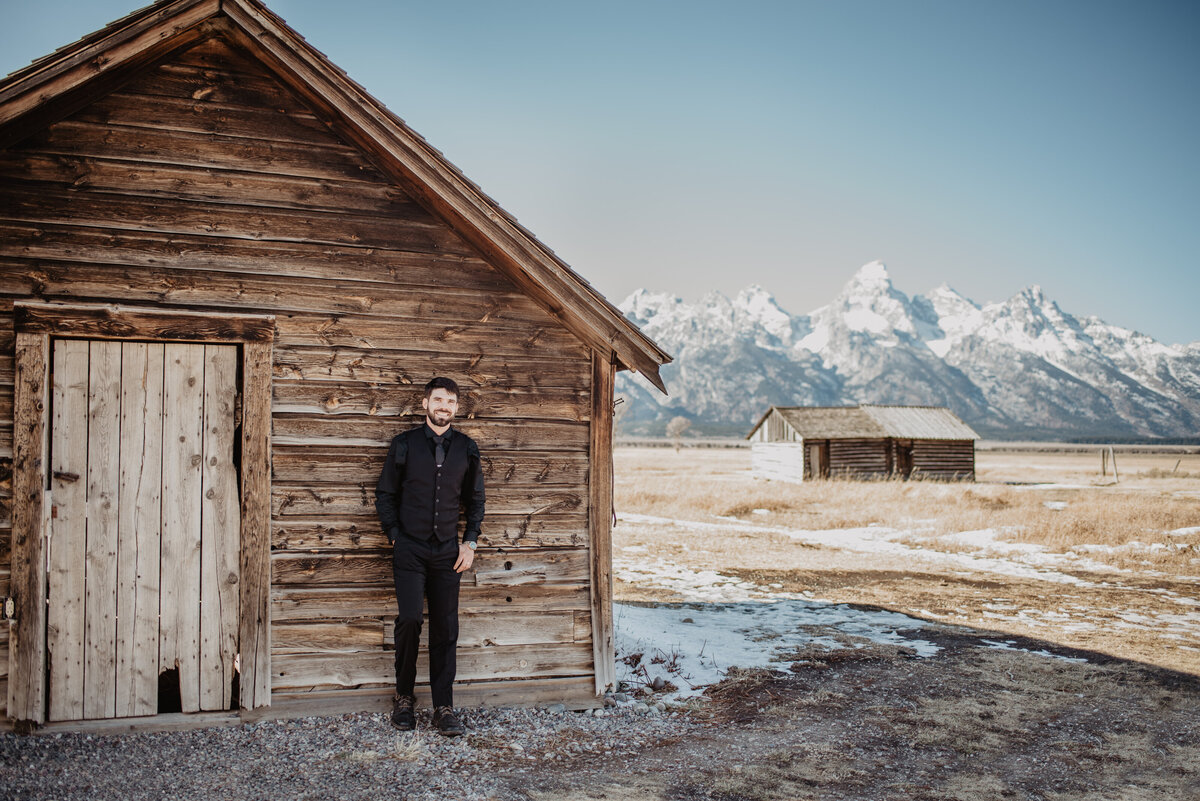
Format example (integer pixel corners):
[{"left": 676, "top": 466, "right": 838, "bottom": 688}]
[
  {"left": 433, "top": 705, "right": 465, "bottom": 737},
  {"left": 391, "top": 693, "right": 415, "bottom": 731}
]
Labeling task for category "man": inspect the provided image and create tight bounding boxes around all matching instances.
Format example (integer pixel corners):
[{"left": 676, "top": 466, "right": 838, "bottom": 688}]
[{"left": 375, "top": 377, "right": 485, "bottom": 736}]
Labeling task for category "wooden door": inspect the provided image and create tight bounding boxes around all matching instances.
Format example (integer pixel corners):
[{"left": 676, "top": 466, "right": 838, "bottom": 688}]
[
  {"left": 897, "top": 441, "right": 914, "bottom": 479},
  {"left": 46, "top": 340, "right": 240, "bottom": 721},
  {"left": 807, "top": 442, "right": 827, "bottom": 479}
]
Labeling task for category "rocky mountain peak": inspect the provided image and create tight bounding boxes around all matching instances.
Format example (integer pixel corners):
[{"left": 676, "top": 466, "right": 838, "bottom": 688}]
[{"left": 616, "top": 263, "right": 1200, "bottom": 439}]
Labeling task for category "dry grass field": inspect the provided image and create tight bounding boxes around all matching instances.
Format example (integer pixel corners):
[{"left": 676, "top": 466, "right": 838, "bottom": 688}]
[
  {"left": 614, "top": 446, "right": 1200, "bottom": 673},
  {"left": 574, "top": 445, "right": 1200, "bottom": 800}
]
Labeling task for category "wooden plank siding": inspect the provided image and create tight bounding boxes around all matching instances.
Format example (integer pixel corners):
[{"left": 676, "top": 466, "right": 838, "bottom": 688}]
[
  {"left": 0, "top": 34, "right": 601, "bottom": 714},
  {"left": 911, "top": 440, "right": 976, "bottom": 480},
  {"left": 0, "top": 315, "right": 11, "bottom": 718},
  {"left": 752, "top": 438, "right": 976, "bottom": 482},
  {"left": 747, "top": 409, "right": 799, "bottom": 444},
  {"left": 827, "top": 439, "right": 890, "bottom": 478},
  {"left": 750, "top": 442, "right": 807, "bottom": 484}
]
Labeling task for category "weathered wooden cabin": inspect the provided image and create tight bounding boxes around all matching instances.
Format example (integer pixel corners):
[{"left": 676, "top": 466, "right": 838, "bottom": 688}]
[
  {"left": 747, "top": 405, "right": 978, "bottom": 482},
  {"left": 0, "top": 0, "right": 670, "bottom": 730}
]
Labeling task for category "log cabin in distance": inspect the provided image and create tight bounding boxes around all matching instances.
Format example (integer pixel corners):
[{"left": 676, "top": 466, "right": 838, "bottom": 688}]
[
  {"left": 748, "top": 405, "right": 979, "bottom": 482},
  {"left": 0, "top": 0, "right": 671, "bottom": 731}
]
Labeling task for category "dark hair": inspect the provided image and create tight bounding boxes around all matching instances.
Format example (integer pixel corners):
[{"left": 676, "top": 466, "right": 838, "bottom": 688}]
[{"left": 424, "top": 376, "right": 459, "bottom": 399}]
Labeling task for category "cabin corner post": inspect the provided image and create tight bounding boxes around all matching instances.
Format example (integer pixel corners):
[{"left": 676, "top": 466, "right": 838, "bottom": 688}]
[
  {"left": 588, "top": 353, "right": 616, "bottom": 695},
  {"left": 238, "top": 341, "right": 273, "bottom": 709},
  {"left": 9, "top": 332, "right": 50, "bottom": 726}
]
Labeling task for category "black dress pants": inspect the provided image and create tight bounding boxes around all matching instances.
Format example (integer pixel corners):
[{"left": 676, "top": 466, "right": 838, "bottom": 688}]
[{"left": 392, "top": 534, "right": 461, "bottom": 708}]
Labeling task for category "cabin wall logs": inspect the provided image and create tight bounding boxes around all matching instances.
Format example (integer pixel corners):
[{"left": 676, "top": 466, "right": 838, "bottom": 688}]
[
  {"left": 908, "top": 440, "right": 975, "bottom": 480},
  {"left": 0, "top": 36, "right": 599, "bottom": 707},
  {"left": 751, "top": 439, "right": 976, "bottom": 482}
]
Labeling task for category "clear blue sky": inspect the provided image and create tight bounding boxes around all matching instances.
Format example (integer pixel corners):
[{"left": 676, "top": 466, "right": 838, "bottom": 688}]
[{"left": 3, "top": 0, "right": 1197, "bottom": 344}]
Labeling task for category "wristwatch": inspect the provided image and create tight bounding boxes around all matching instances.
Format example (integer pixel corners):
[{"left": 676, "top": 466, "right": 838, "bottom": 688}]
[{"left": 465, "top": 541, "right": 477, "bottom": 551}]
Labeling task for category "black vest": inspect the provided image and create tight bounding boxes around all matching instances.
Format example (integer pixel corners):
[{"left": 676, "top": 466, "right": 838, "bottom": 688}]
[{"left": 398, "top": 428, "right": 471, "bottom": 543}]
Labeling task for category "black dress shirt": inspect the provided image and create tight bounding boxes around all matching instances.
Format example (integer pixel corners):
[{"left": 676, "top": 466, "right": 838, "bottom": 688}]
[{"left": 375, "top": 423, "right": 486, "bottom": 546}]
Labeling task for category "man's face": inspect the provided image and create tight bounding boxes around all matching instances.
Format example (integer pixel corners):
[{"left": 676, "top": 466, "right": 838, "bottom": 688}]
[{"left": 422, "top": 388, "right": 458, "bottom": 427}]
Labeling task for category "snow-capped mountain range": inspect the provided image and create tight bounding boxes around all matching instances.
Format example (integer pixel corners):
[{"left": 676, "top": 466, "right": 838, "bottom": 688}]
[{"left": 618, "top": 261, "right": 1200, "bottom": 440}]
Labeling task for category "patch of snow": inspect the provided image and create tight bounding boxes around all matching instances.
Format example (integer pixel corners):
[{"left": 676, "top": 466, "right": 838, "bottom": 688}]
[
  {"left": 614, "top": 556, "right": 770, "bottom": 604},
  {"left": 614, "top": 599, "right": 941, "bottom": 698},
  {"left": 925, "top": 338, "right": 952, "bottom": 358},
  {"left": 1044, "top": 501, "right": 1068, "bottom": 511},
  {"left": 843, "top": 307, "right": 893, "bottom": 335}
]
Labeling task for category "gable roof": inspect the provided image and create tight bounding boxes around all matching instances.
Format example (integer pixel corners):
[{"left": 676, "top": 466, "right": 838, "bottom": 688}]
[
  {"left": 0, "top": 0, "right": 671, "bottom": 392},
  {"left": 859, "top": 405, "right": 979, "bottom": 440},
  {"left": 749, "top": 405, "right": 979, "bottom": 441}
]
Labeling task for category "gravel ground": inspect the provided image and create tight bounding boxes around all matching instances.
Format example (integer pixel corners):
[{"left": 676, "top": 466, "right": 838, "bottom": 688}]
[{"left": 0, "top": 699, "right": 704, "bottom": 801}]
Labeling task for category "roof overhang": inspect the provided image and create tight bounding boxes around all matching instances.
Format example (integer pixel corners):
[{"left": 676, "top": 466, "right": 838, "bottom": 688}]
[{"left": 0, "top": 0, "right": 672, "bottom": 393}]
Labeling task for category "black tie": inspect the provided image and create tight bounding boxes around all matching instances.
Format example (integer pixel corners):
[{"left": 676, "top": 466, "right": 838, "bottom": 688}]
[{"left": 433, "top": 435, "right": 445, "bottom": 467}]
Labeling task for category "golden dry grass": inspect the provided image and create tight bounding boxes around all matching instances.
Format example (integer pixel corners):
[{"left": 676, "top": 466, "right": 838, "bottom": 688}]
[{"left": 615, "top": 447, "right": 1200, "bottom": 571}]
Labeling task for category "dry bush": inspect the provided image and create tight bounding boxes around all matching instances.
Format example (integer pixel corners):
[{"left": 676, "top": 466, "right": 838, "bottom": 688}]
[{"left": 1141, "top": 468, "right": 1198, "bottom": 479}]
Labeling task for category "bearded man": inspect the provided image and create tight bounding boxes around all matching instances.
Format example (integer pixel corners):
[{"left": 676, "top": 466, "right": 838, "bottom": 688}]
[{"left": 375, "top": 377, "right": 485, "bottom": 736}]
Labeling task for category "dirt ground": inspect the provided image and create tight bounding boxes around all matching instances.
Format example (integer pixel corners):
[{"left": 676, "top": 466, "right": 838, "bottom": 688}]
[
  {"left": 524, "top": 639, "right": 1198, "bottom": 801},
  {"left": 526, "top": 446, "right": 1200, "bottom": 800}
]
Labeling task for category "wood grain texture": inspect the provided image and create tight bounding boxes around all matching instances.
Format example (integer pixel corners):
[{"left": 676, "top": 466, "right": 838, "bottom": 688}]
[
  {"left": 0, "top": 222, "right": 507, "bottom": 292},
  {"left": 271, "top": 383, "right": 589, "bottom": 422},
  {"left": 82, "top": 341, "right": 121, "bottom": 719},
  {"left": 1, "top": 182, "right": 476, "bottom": 257},
  {"left": 270, "top": 512, "right": 587, "bottom": 551},
  {"left": 75, "top": 88, "right": 339, "bottom": 147},
  {"left": 271, "top": 484, "right": 583, "bottom": 519},
  {"left": 199, "top": 345, "right": 239, "bottom": 711},
  {"left": 273, "top": 315, "right": 588, "bottom": 361},
  {"left": 588, "top": 355, "right": 616, "bottom": 694},
  {"left": 271, "top": 446, "right": 588, "bottom": 487},
  {"left": 160, "top": 343, "right": 205, "bottom": 714},
  {"left": 272, "top": 642, "right": 594, "bottom": 691},
  {"left": 271, "top": 610, "right": 582, "bottom": 655},
  {"left": 115, "top": 342, "right": 164, "bottom": 718},
  {"left": 1, "top": 262, "right": 554, "bottom": 331},
  {"left": 15, "top": 122, "right": 384, "bottom": 185},
  {"left": 265, "top": 676, "right": 599, "bottom": 720},
  {"left": 270, "top": 347, "right": 585, "bottom": 388},
  {"left": 0, "top": 151, "right": 409, "bottom": 214},
  {"left": 8, "top": 332, "right": 49, "bottom": 724},
  {"left": 271, "top": 416, "right": 589, "bottom": 451},
  {"left": 271, "top": 547, "right": 589, "bottom": 588},
  {"left": 272, "top": 583, "right": 591, "bottom": 622},
  {"left": 47, "top": 339, "right": 88, "bottom": 721},
  {"left": 14, "top": 302, "right": 274, "bottom": 343},
  {"left": 238, "top": 340, "right": 272, "bottom": 709}
]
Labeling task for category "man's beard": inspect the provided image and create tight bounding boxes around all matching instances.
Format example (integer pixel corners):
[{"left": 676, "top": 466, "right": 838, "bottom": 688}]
[{"left": 428, "top": 411, "right": 453, "bottom": 426}]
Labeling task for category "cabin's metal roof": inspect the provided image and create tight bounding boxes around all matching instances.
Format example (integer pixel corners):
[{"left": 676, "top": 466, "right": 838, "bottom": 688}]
[
  {"left": 775, "top": 407, "right": 887, "bottom": 439},
  {"left": 860, "top": 405, "right": 980, "bottom": 440},
  {"left": 751, "top": 405, "right": 979, "bottom": 441}
]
